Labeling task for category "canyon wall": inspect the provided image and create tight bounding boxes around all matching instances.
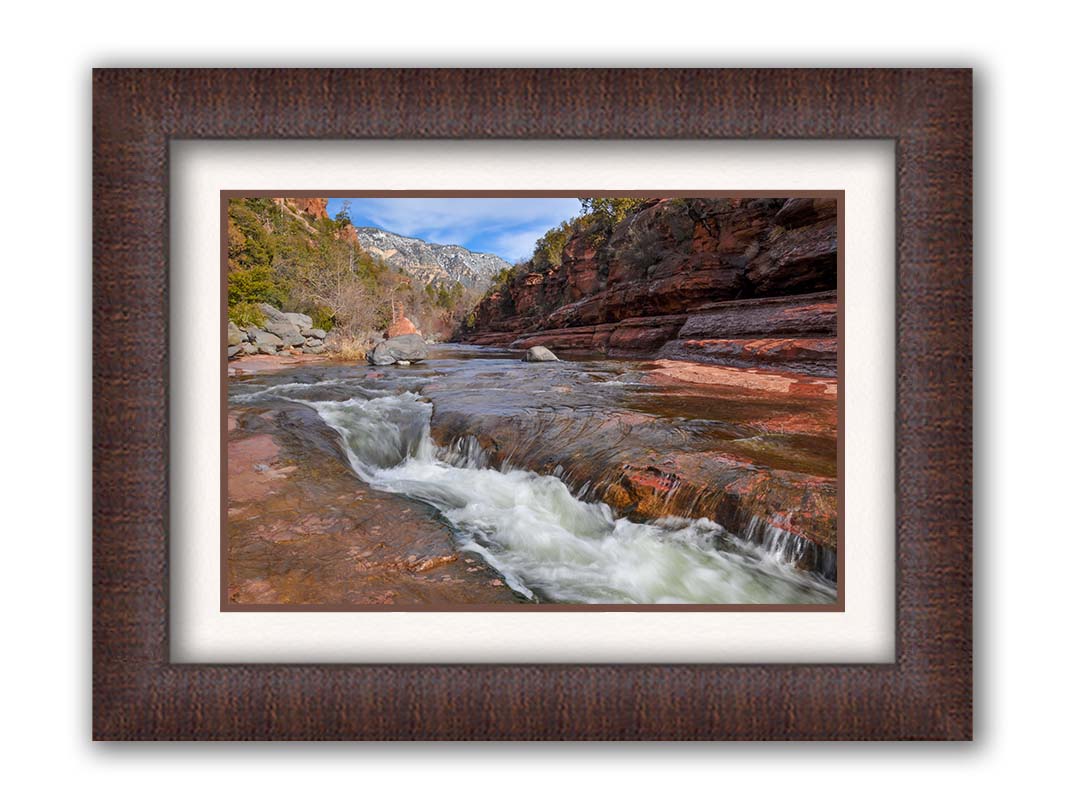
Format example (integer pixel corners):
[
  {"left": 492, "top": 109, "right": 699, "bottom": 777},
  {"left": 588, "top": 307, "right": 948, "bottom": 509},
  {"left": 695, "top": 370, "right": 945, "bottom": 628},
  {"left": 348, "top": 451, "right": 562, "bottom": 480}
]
[{"left": 459, "top": 197, "right": 838, "bottom": 376}]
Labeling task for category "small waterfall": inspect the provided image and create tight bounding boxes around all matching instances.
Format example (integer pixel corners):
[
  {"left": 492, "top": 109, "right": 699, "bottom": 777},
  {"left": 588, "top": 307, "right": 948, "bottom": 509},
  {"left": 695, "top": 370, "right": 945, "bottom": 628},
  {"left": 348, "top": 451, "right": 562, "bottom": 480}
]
[
  {"left": 740, "top": 517, "right": 838, "bottom": 583},
  {"left": 234, "top": 379, "right": 837, "bottom": 605},
  {"left": 438, "top": 433, "right": 492, "bottom": 469}
]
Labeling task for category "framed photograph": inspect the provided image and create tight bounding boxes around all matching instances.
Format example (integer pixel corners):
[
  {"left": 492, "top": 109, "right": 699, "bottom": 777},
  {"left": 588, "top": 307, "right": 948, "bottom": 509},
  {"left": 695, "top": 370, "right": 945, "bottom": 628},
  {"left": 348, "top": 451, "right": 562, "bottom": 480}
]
[
  {"left": 93, "top": 68, "right": 972, "bottom": 739},
  {"left": 221, "top": 189, "right": 843, "bottom": 613}
]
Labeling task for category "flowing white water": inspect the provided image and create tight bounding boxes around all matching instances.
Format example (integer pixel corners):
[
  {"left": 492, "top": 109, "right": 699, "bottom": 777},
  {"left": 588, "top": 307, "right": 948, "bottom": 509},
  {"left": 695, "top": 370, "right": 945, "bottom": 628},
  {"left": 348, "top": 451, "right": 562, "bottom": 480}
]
[{"left": 239, "top": 381, "right": 835, "bottom": 605}]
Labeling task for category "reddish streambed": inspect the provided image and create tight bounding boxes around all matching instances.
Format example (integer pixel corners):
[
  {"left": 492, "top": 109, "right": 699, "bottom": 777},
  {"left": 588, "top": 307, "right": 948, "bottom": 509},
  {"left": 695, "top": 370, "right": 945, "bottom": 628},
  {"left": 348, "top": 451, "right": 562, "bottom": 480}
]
[
  {"left": 227, "top": 405, "right": 523, "bottom": 605},
  {"left": 227, "top": 344, "right": 837, "bottom": 605}
]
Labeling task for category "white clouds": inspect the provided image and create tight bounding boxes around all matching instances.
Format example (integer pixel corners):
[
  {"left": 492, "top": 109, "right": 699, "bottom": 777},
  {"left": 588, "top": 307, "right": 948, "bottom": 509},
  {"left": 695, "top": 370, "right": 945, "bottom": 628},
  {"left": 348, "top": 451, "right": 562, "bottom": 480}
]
[
  {"left": 340, "top": 197, "right": 581, "bottom": 263},
  {"left": 484, "top": 226, "right": 551, "bottom": 262}
]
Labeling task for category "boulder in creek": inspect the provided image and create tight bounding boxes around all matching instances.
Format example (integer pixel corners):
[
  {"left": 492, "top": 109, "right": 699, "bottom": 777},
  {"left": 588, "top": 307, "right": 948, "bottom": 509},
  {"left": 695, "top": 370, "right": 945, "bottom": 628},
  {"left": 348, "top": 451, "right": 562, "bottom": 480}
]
[
  {"left": 523, "top": 345, "right": 559, "bottom": 362},
  {"left": 249, "top": 328, "right": 282, "bottom": 347},
  {"left": 367, "top": 333, "right": 429, "bottom": 366},
  {"left": 285, "top": 312, "right": 314, "bottom": 335},
  {"left": 241, "top": 341, "right": 257, "bottom": 355},
  {"left": 265, "top": 317, "right": 302, "bottom": 342},
  {"left": 227, "top": 321, "right": 246, "bottom": 346},
  {"left": 258, "top": 303, "right": 304, "bottom": 341},
  {"left": 257, "top": 303, "right": 288, "bottom": 324},
  {"left": 257, "top": 343, "right": 278, "bottom": 355},
  {"left": 227, "top": 344, "right": 241, "bottom": 359}
]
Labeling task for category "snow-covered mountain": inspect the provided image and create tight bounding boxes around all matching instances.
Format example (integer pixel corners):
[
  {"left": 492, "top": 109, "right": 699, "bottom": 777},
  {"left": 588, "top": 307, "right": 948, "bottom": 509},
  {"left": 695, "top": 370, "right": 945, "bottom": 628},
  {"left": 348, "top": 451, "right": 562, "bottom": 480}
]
[{"left": 355, "top": 227, "right": 510, "bottom": 289}]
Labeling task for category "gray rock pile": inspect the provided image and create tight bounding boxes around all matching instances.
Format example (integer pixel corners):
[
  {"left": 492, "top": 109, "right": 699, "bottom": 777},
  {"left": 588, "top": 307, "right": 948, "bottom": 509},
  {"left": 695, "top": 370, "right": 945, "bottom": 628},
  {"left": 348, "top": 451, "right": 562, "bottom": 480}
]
[{"left": 227, "top": 303, "right": 330, "bottom": 359}]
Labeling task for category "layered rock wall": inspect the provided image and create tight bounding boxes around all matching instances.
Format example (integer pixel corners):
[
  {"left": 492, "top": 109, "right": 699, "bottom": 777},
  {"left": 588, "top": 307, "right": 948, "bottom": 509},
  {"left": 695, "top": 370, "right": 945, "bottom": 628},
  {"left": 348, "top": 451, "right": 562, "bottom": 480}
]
[{"left": 460, "top": 197, "right": 838, "bottom": 375}]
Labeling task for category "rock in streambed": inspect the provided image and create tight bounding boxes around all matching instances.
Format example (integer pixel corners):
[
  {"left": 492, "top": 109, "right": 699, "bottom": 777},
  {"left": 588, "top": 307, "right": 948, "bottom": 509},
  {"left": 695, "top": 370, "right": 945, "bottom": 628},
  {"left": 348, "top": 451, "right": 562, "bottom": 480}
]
[
  {"left": 367, "top": 334, "right": 429, "bottom": 366},
  {"left": 523, "top": 345, "right": 559, "bottom": 362}
]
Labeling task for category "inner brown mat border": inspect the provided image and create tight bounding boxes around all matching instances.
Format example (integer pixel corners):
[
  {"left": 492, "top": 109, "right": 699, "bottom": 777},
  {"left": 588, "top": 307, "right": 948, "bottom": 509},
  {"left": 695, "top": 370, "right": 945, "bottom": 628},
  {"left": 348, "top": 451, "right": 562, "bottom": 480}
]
[{"left": 220, "top": 188, "right": 845, "bottom": 613}]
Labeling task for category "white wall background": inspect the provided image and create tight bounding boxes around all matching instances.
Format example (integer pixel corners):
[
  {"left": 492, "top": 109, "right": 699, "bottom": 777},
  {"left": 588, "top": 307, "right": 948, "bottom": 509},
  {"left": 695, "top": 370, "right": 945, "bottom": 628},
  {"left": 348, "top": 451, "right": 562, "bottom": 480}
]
[{"left": 1, "top": 0, "right": 1060, "bottom": 795}]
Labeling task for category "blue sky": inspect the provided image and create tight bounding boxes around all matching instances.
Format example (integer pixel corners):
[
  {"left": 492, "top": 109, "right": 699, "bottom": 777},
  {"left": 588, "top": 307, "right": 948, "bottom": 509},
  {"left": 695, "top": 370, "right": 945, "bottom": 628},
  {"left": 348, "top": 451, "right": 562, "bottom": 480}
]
[{"left": 325, "top": 197, "right": 582, "bottom": 263}]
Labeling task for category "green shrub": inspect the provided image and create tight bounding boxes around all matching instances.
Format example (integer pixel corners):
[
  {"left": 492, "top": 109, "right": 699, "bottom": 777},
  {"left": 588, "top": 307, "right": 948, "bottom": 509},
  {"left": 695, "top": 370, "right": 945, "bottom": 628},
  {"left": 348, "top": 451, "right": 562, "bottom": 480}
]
[
  {"left": 489, "top": 265, "right": 516, "bottom": 289},
  {"left": 578, "top": 197, "right": 645, "bottom": 226},
  {"left": 335, "top": 201, "right": 352, "bottom": 227},
  {"left": 229, "top": 301, "right": 265, "bottom": 329},
  {"left": 228, "top": 263, "right": 287, "bottom": 309},
  {"left": 586, "top": 229, "right": 608, "bottom": 249},
  {"left": 310, "top": 306, "right": 336, "bottom": 332},
  {"left": 228, "top": 201, "right": 275, "bottom": 271},
  {"left": 531, "top": 221, "right": 574, "bottom": 270}
]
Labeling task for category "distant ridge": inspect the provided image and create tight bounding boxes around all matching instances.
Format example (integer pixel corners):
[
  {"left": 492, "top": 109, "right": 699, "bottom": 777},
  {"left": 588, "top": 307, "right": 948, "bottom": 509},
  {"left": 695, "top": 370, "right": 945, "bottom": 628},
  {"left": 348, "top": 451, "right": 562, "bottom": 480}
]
[{"left": 354, "top": 226, "right": 510, "bottom": 290}]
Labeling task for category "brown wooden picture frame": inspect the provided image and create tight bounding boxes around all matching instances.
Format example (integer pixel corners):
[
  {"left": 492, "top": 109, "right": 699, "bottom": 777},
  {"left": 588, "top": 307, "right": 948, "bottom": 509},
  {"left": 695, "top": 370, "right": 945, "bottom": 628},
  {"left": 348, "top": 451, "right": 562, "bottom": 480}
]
[{"left": 93, "top": 68, "right": 972, "bottom": 740}]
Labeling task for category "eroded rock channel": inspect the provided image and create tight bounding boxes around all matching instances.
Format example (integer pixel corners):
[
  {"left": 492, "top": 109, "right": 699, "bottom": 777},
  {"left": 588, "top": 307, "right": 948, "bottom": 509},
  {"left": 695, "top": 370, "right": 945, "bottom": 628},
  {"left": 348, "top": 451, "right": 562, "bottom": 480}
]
[{"left": 228, "top": 345, "right": 837, "bottom": 605}]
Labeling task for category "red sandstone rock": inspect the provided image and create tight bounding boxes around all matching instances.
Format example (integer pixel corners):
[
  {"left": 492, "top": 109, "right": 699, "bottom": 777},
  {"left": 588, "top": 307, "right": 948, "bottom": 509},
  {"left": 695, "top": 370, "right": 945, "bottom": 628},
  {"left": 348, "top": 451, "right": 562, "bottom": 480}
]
[
  {"left": 285, "top": 197, "right": 329, "bottom": 219},
  {"left": 660, "top": 337, "right": 837, "bottom": 376},
  {"left": 337, "top": 224, "right": 360, "bottom": 245},
  {"left": 387, "top": 316, "right": 420, "bottom": 337},
  {"left": 773, "top": 197, "right": 837, "bottom": 229},
  {"left": 226, "top": 351, "right": 329, "bottom": 377},
  {"left": 678, "top": 291, "right": 837, "bottom": 338},
  {"left": 641, "top": 360, "right": 837, "bottom": 400},
  {"left": 385, "top": 301, "right": 422, "bottom": 338},
  {"left": 227, "top": 408, "right": 521, "bottom": 605},
  {"left": 426, "top": 359, "right": 838, "bottom": 556}
]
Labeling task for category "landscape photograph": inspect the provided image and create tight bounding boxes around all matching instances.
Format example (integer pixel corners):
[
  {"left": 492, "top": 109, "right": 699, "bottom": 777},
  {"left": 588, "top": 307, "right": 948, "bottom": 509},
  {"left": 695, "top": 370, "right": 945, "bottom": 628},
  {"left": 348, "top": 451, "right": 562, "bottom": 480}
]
[{"left": 225, "top": 194, "right": 840, "bottom": 607}]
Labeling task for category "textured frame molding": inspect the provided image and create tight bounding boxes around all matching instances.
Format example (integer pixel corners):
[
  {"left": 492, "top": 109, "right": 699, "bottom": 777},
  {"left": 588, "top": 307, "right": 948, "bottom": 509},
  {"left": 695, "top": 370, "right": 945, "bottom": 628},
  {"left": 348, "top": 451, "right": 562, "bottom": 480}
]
[{"left": 93, "top": 68, "right": 972, "bottom": 740}]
